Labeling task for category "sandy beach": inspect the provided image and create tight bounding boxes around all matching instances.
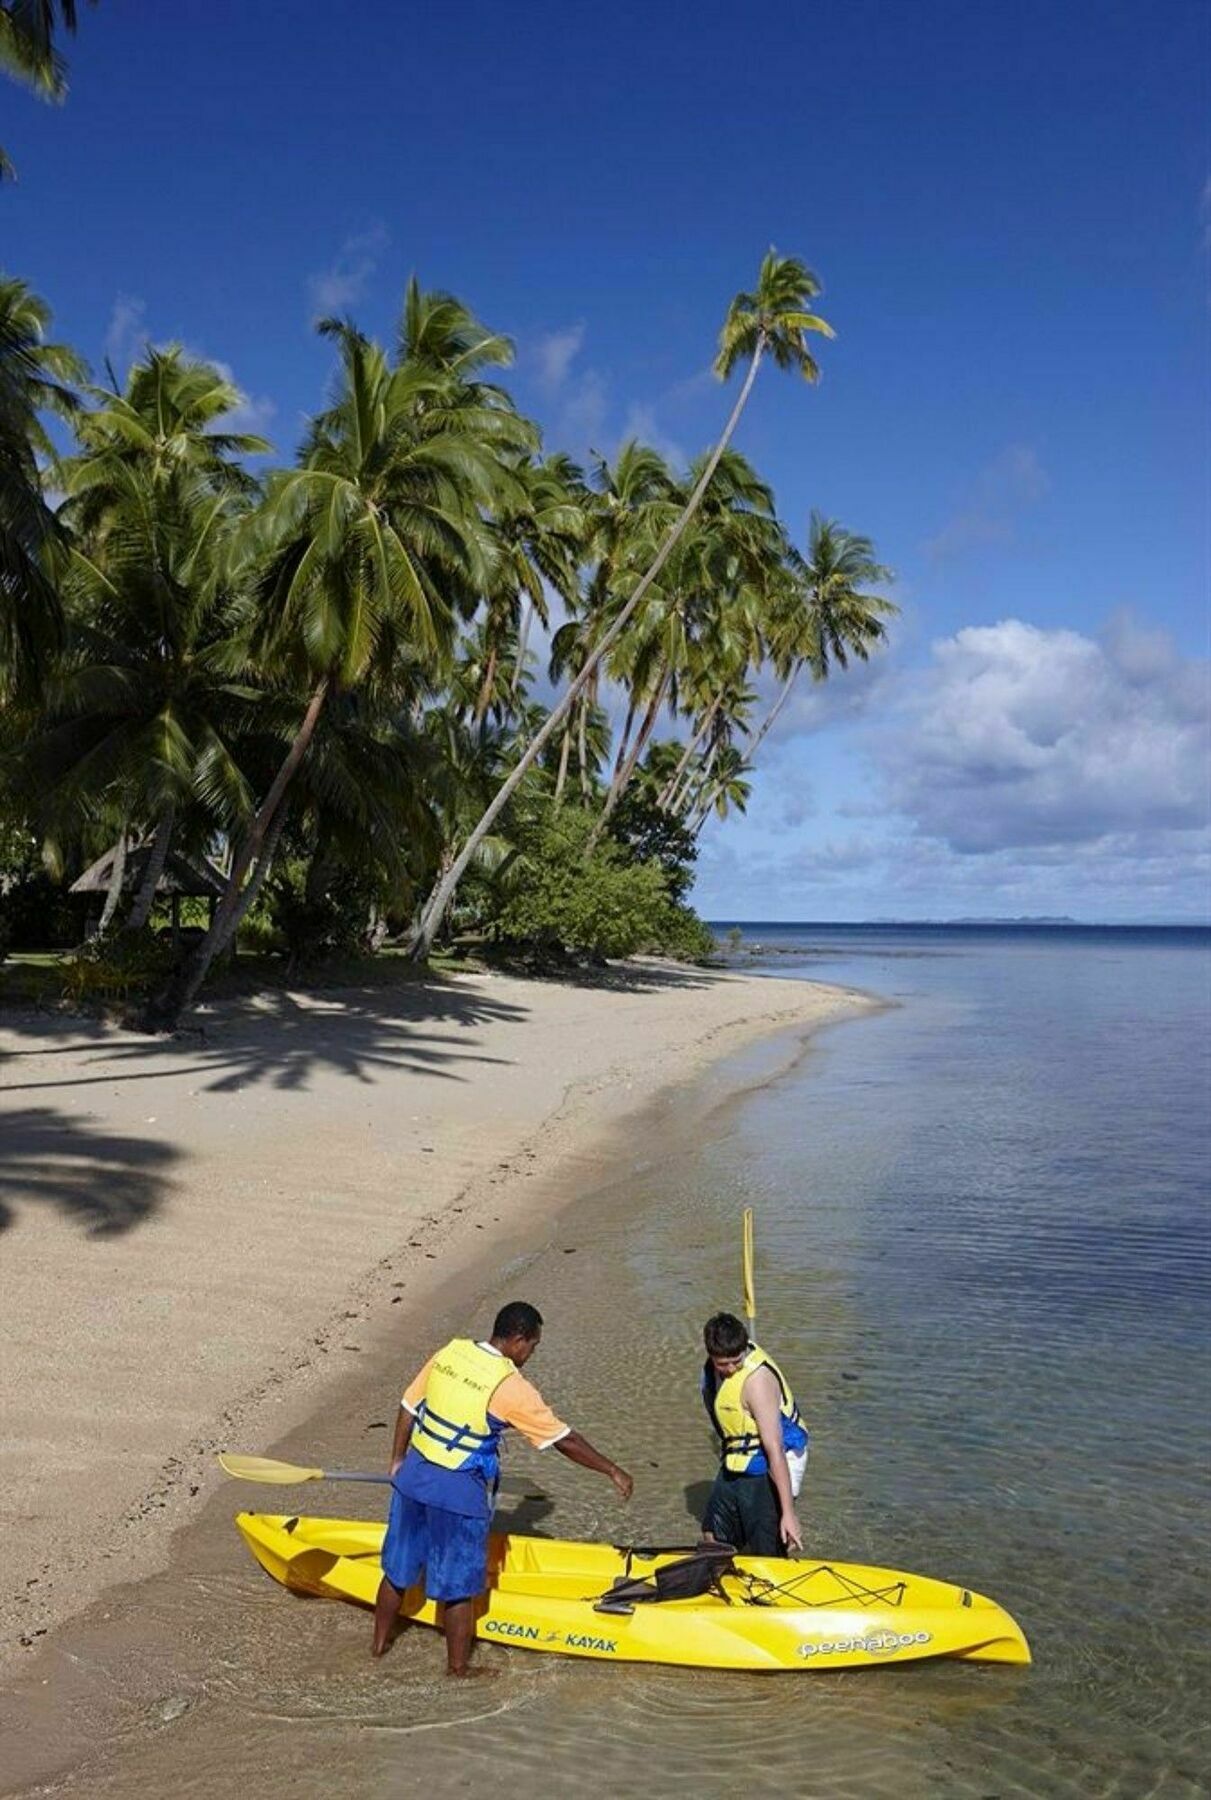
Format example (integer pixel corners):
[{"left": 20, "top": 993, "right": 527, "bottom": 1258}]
[{"left": 1, "top": 962, "right": 868, "bottom": 1679}]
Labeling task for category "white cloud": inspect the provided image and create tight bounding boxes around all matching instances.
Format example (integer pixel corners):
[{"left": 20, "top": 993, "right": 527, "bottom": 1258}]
[
  {"left": 103, "top": 293, "right": 148, "bottom": 375},
  {"left": 559, "top": 368, "right": 609, "bottom": 454},
  {"left": 534, "top": 323, "right": 585, "bottom": 393},
  {"left": 923, "top": 444, "right": 1048, "bottom": 563},
  {"left": 619, "top": 400, "right": 686, "bottom": 472},
  {"left": 877, "top": 615, "right": 1210, "bottom": 855},
  {"left": 693, "top": 611, "right": 1210, "bottom": 921},
  {"left": 527, "top": 323, "right": 609, "bottom": 456},
  {"left": 307, "top": 224, "right": 389, "bottom": 321},
  {"left": 208, "top": 359, "right": 276, "bottom": 446}
]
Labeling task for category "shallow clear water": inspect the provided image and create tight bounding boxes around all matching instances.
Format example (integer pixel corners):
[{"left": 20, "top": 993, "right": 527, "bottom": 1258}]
[{"left": 9, "top": 926, "right": 1210, "bottom": 1799}]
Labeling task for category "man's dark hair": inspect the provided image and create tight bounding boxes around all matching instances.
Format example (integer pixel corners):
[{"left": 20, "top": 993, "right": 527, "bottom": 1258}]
[
  {"left": 492, "top": 1300, "right": 543, "bottom": 1341},
  {"left": 703, "top": 1312, "right": 750, "bottom": 1358}
]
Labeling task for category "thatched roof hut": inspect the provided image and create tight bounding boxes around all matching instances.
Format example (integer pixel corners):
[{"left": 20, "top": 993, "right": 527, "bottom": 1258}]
[
  {"left": 71, "top": 844, "right": 225, "bottom": 900},
  {"left": 71, "top": 842, "right": 227, "bottom": 941}
]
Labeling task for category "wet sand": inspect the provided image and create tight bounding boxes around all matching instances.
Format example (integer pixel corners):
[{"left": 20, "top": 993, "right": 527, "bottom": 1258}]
[{"left": 0, "top": 961, "right": 871, "bottom": 1791}]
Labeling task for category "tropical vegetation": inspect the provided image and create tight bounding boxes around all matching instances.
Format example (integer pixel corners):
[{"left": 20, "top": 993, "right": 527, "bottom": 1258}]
[{"left": 0, "top": 253, "right": 896, "bottom": 1024}]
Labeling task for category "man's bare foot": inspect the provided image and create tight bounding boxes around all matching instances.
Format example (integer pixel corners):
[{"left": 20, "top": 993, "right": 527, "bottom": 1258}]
[{"left": 446, "top": 1663, "right": 499, "bottom": 1679}]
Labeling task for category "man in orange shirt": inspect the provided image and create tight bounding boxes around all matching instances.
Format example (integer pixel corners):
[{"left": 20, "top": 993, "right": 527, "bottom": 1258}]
[{"left": 372, "top": 1300, "right": 633, "bottom": 1676}]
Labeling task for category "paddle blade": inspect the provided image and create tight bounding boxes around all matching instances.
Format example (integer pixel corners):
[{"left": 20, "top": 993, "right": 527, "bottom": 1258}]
[{"left": 218, "top": 1452, "right": 325, "bottom": 1485}]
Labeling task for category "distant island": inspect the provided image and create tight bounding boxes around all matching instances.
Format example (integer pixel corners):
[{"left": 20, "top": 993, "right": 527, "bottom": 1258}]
[{"left": 912, "top": 916, "right": 1079, "bottom": 926}]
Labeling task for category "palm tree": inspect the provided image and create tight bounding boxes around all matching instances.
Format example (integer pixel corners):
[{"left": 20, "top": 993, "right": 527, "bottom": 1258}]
[
  {"left": 473, "top": 454, "right": 585, "bottom": 723},
  {"left": 25, "top": 356, "right": 263, "bottom": 933},
  {"left": 145, "top": 299, "right": 522, "bottom": 1024},
  {"left": 70, "top": 348, "right": 270, "bottom": 505},
  {"left": 589, "top": 448, "right": 781, "bottom": 841},
  {"left": 0, "top": 276, "right": 83, "bottom": 693},
  {"left": 410, "top": 253, "right": 833, "bottom": 958},
  {"left": 690, "top": 743, "right": 752, "bottom": 833},
  {"left": 0, "top": 1, "right": 94, "bottom": 179},
  {"left": 745, "top": 512, "right": 895, "bottom": 762}
]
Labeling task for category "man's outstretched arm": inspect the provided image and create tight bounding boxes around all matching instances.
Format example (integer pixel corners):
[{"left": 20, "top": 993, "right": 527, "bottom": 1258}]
[{"left": 555, "top": 1429, "right": 634, "bottom": 1499}]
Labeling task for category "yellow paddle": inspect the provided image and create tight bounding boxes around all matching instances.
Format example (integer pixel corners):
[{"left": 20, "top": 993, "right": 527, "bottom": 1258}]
[
  {"left": 217, "top": 1451, "right": 542, "bottom": 1499},
  {"left": 219, "top": 1452, "right": 390, "bottom": 1487},
  {"left": 741, "top": 1206, "right": 756, "bottom": 1339}
]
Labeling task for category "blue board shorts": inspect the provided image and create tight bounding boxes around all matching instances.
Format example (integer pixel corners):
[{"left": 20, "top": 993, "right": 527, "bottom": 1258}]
[{"left": 381, "top": 1488, "right": 489, "bottom": 1602}]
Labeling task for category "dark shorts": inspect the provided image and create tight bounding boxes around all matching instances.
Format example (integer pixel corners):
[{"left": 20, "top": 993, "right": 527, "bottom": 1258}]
[
  {"left": 702, "top": 1468, "right": 781, "bottom": 1556},
  {"left": 381, "top": 1488, "right": 490, "bottom": 1602}
]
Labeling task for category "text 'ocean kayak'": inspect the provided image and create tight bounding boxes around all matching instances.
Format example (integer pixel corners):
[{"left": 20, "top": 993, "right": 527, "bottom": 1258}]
[{"left": 235, "top": 1512, "right": 1031, "bottom": 1673}]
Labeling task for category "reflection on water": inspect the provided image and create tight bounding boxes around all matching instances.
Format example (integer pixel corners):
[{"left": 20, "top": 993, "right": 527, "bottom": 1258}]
[{"left": 7, "top": 927, "right": 1209, "bottom": 1799}]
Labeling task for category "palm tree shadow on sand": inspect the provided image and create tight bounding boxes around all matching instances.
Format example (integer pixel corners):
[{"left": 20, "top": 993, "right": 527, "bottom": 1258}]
[
  {"left": 0, "top": 974, "right": 533, "bottom": 1097},
  {"left": 0, "top": 1105, "right": 180, "bottom": 1235}
]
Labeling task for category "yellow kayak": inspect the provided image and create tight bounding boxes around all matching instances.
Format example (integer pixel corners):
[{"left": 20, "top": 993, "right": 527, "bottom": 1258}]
[{"left": 236, "top": 1512, "right": 1031, "bottom": 1672}]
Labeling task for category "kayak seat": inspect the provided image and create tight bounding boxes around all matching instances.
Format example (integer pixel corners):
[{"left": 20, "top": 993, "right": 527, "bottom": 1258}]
[{"left": 593, "top": 1547, "right": 738, "bottom": 1614}]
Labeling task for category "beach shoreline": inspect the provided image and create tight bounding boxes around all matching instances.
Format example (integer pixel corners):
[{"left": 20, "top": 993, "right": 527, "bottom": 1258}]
[{"left": 1, "top": 961, "right": 874, "bottom": 1693}]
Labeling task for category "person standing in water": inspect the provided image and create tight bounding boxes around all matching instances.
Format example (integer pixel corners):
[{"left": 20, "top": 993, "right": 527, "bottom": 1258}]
[
  {"left": 373, "top": 1300, "right": 633, "bottom": 1676},
  {"left": 699, "top": 1311, "right": 808, "bottom": 1556}
]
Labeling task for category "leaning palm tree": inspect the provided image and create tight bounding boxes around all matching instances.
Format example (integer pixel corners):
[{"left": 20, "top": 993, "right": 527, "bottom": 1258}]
[
  {"left": 0, "top": 275, "right": 84, "bottom": 694},
  {"left": 0, "top": 0, "right": 94, "bottom": 179},
  {"left": 410, "top": 250, "right": 834, "bottom": 959}
]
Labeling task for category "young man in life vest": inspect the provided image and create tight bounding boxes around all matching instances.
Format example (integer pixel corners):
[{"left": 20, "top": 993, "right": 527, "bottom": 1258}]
[
  {"left": 372, "top": 1300, "right": 633, "bottom": 1676},
  {"left": 700, "top": 1311, "right": 808, "bottom": 1557}
]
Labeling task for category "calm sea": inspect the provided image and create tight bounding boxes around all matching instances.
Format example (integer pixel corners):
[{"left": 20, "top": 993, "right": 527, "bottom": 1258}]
[
  {"left": 23, "top": 924, "right": 1208, "bottom": 1799},
  {"left": 387, "top": 922, "right": 1211, "bottom": 1797}
]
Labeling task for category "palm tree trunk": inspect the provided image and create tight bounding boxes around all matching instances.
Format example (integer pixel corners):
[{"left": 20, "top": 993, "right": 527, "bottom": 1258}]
[
  {"left": 612, "top": 699, "right": 636, "bottom": 779},
  {"left": 125, "top": 806, "right": 175, "bottom": 933},
  {"left": 577, "top": 691, "right": 591, "bottom": 798},
  {"left": 143, "top": 678, "right": 329, "bottom": 1027},
  {"left": 745, "top": 666, "right": 800, "bottom": 765},
  {"left": 511, "top": 602, "right": 533, "bottom": 694},
  {"left": 97, "top": 832, "right": 128, "bottom": 934},
  {"left": 591, "top": 664, "right": 670, "bottom": 846},
  {"left": 683, "top": 732, "right": 721, "bottom": 816},
  {"left": 410, "top": 338, "right": 768, "bottom": 961},
  {"left": 214, "top": 800, "right": 289, "bottom": 956},
  {"left": 657, "top": 692, "right": 723, "bottom": 810},
  {"left": 475, "top": 646, "right": 498, "bottom": 724},
  {"left": 553, "top": 723, "right": 572, "bottom": 806}
]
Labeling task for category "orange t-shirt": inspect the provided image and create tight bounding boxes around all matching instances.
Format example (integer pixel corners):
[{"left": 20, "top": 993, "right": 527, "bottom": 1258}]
[{"left": 403, "top": 1345, "right": 569, "bottom": 1449}]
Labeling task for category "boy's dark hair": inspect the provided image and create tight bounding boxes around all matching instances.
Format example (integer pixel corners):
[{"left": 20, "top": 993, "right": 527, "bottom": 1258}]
[
  {"left": 492, "top": 1301, "right": 543, "bottom": 1341},
  {"left": 703, "top": 1312, "right": 750, "bottom": 1358}
]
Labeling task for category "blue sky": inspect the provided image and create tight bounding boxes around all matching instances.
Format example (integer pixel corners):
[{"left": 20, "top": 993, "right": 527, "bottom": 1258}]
[{"left": 4, "top": 0, "right": 1208, "bottom": 919}]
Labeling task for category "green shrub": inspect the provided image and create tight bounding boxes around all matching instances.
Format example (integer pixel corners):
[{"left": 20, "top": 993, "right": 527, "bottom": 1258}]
[
  {"left": 265, "top": 859, "right": 380, "bottom": 965},
  {"left": 60, "top": 929, "right": 177, "bottom": 1005},
  {"left": 493, "top": 810, "right": 711, "bottom": 963}
]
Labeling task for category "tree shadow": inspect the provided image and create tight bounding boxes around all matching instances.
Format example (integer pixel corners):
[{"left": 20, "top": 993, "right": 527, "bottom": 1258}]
[
  {"left": 0, "top": 959, "right": 743, "bottom": 1097},
  {"left": 468, "top": 954, "right": 726, "bottom": 996},
  {"left": 0, "top": 1105, "right": 179, "bottom": 1236},
  {"left": 0, "top": 975, "right": 531, "bottom": 1097}
]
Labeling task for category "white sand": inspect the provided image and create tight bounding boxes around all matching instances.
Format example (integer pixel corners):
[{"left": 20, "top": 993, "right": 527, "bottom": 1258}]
[{"left": 0, "top": 961, "right": 868, "bottom": 1664}]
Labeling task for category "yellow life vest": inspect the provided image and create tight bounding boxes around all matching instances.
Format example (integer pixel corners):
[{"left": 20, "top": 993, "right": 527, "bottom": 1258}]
[
  {"left": 412, "top": 1338, "right": 510, "bottom": 1478},
  {"left": 707, "top": 1344, "right": 808, "bottom": 1476}
]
